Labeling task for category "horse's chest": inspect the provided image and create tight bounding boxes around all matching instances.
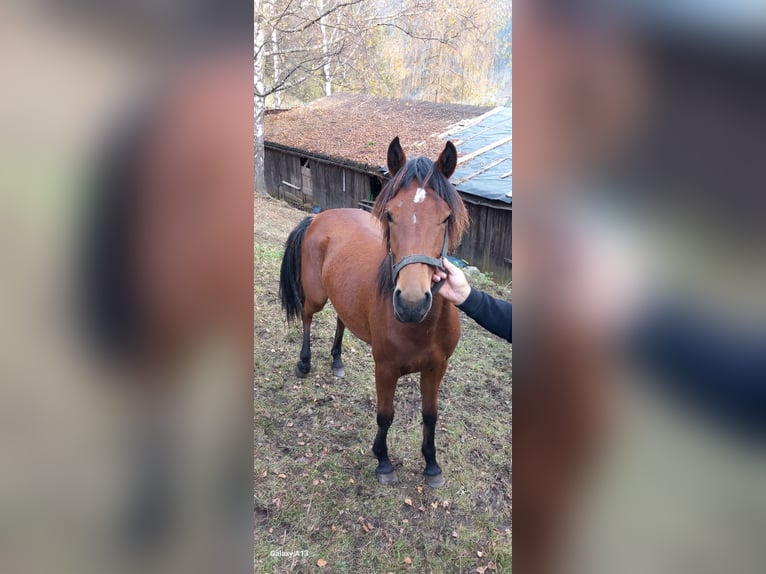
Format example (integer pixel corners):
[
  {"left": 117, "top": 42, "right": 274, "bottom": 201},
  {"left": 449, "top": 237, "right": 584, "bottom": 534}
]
[{"left": 373, "top": 324, "right": 456, "bottom": 373}]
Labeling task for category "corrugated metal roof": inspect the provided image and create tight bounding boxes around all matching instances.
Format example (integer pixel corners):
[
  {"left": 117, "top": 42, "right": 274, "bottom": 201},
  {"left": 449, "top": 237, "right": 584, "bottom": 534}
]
[{"left": 442, "top": 107, "right": 512, "bottom": 205}]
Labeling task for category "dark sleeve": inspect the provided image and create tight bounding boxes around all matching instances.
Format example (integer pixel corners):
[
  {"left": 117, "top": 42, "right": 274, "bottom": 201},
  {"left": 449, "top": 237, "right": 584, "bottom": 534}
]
[
  {"left": 457, "top": 288, "right": 512, "bottom": 343},
  {"left": 629, "top": 301, "right": 766, "bottom": 438}
]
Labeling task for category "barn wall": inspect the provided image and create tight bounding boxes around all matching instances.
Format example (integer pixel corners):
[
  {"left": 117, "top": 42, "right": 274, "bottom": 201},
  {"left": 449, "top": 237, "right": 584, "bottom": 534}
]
[
  {"left": 454, "top": 200, "right": 512, "bottom": 284},
  {"left": 312, "top": 162, "right": 373, "bottom": 209},
  {"left": 264, "top": 147, "right": 301, "bottom": 202},
  {"left": 264, "top": 146, "right": 375, "bottom": 209}
]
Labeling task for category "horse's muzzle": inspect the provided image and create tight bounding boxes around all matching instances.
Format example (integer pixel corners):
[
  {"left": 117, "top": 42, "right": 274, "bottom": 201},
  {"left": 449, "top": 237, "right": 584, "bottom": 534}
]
[{"left": 393, "top": 288, "right": 432, "bottom": 323}]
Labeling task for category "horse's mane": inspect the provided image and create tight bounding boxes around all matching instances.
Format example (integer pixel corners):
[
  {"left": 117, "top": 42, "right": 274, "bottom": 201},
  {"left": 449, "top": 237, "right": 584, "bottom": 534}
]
[{"left": 372, "top": 156, "right": 468, "bottom": 295}]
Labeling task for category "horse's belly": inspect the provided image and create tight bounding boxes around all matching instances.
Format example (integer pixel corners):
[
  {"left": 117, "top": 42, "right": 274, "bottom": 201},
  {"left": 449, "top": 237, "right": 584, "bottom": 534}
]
[{"left": 312, "top": 209, "right": 384, "bottom": 345}]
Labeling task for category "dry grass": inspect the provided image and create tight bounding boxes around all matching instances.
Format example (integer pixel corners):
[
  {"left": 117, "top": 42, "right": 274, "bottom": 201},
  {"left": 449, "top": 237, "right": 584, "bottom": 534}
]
[{"left": 254, "top": 195, "right": 512, "bottom": 573}]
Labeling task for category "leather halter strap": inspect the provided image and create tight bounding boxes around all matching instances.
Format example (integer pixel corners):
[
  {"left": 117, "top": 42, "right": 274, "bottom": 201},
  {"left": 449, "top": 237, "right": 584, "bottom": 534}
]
[{"left": 390, "top": 227, "right": 450, "bottom": 295}]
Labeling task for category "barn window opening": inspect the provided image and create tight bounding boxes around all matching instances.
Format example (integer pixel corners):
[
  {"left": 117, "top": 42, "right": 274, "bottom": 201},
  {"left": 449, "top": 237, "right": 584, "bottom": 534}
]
[
  {"left": 301, "top": 158, "right": 312, "bottom": 200},
  {"left": 369, "top": 176, "right": 383, "bottom": 201}
]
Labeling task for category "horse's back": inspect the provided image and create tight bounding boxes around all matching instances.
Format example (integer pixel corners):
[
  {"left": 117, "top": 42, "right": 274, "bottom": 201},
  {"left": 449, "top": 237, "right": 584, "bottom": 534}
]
[
  {"left": 302, "top": 209, "right": 384, "bottom": 343},
  {"left": 307, "top": 209, "right": 384, "bottom": 263}
]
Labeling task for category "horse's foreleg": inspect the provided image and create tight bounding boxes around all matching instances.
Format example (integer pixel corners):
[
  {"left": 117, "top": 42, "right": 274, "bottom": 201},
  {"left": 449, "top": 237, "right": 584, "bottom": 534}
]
[
  {"left": 330, "top": 316, "right": 346, "bottom": 378},
  {"left": 420, "top": 363, "right": 447, "bottom": 488},
  {"left": 296, "top": 313, "right": 312, "bottom": 378},
  {"left": 372, "top": 363, "right": 399, "bottom": 484}
]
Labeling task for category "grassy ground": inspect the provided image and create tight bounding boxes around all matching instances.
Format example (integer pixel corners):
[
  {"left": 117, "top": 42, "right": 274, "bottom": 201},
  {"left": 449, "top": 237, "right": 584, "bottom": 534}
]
[{"left": 254, "top": 195, "right": 512, "bottom": 573}]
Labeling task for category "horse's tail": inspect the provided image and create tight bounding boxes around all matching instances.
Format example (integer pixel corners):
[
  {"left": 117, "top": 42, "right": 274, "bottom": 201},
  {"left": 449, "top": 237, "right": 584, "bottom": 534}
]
[{"left": 279, "top": 216, "right": 314, "bottom": 324}]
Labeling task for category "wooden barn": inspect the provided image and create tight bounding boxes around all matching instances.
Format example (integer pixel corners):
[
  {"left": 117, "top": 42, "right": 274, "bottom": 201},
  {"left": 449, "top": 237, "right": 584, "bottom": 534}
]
[{"left": 264, "top": 94, "right": 512, "bottom": 282}]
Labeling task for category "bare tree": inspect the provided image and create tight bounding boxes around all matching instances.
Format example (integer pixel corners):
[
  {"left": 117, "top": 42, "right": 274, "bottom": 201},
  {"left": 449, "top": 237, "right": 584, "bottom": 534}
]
[
  {"left": 254, "top": 0, "right": 368, "bottom": 194},
  {"left": 253, "top": 0, "right": 504, "bottom": 195},
  {"left": 254, "top": 0, "right": 268, "bottom": 195}
]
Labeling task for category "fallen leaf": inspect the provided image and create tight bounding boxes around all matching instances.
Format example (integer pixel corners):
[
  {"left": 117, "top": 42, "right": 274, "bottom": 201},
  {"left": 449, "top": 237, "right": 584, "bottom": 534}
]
[
  {"left": 331, "top": 525, "right": 336, "bottom": 532},
  {"left": 487, "top": 562, "right": 496, "bottom": 570},
  {"left": 452, "top": 530, "right": 458, "bottom": 538},
  {"left": 278, "top": 473, "right": 287, "bottom": 479},
  {"left": 442, "top": 500, "right": 450, "bottom": 508},
  {"left": 403, "top": 556, "right": 412, "bottom": 565},
  {"left": 418, "top": 505, "right": 426, "bottom": 512},
  {"left": 477, "top": 551, "right": 484, "bottom": 557},
  {"left": 431, "top": 501, "right": 438, "bottom": 509},
  {"left": 317, "top": 559, "right": 327, "bottom": 568},
  {"left": 476, "top": 568, "right": 486, "bottom": 574},
  {"left": 261, "top": 470, "right": 267, "bottom": 478},
  {"left": 416, "top": 486, "right": 423, "bottom": 494},
  {"left": 313, "top": 479, "right": 319, "bottom": 486},
  {"left": 402, "top": 518, "right": 409, "bottom": 524},
  {"left": 404, "top": 498, "right": 413, "bottom": 507}
]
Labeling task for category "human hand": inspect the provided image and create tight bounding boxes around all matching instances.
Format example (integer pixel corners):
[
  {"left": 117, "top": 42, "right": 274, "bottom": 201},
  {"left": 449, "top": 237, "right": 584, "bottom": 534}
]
[{"left": 432, "top": 258, "right": 472, "bottom": 305}]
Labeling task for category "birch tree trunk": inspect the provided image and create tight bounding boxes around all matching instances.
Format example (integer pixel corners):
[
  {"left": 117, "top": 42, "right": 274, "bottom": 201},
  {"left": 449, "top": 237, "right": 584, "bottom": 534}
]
[
  {"left": 254, "top": 3, "right": 268, "bottom": 196},
  {"left": 317, "top": 0, "right": 333, "bottom": 96},
  {"left": 271, "top": 28, "right": 282, "bottom": 109}
]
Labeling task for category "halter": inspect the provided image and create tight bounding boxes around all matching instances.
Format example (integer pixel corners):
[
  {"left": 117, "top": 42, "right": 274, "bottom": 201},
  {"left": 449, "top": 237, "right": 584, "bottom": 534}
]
[
  {"left": 389, "top": 227, "right": 450, "bottom": 295},
  {"left": 387, "top": 163, "right": 450, "bottom": 295}
]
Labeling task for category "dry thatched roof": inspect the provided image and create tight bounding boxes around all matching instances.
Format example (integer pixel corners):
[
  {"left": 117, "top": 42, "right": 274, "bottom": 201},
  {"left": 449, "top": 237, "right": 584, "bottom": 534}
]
[{"left": 264, "top": 94, "right": 490, "bottom": 171}]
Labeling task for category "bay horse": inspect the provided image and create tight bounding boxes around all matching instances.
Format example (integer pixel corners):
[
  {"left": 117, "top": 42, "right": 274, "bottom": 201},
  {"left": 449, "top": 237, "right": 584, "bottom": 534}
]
[{"left": 279, "top": 137, "right": 468, "bottom": 487}]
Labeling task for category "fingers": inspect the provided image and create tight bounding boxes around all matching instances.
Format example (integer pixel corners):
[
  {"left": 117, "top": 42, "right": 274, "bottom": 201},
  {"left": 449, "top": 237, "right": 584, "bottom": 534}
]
[
  {"left": 442, "top": 257, "right": 457, "bottom": 273},
  {"left": 432, "top": 269, "right": 447, "bottom": 283}
]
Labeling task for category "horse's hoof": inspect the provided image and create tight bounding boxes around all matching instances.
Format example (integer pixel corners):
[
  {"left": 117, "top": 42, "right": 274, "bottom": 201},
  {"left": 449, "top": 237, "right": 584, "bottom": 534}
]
[
  {"left": 295, "top": 363, "right": 310, "bottom": 378},
  {"left": 376, "top": 470, "right": 399, "bottom": 485},
  {"left": 332, "top": 366, "right": 345, "bottom": 378},
  {"left": 425, "top": 473, "right": 446, "bottom": 488}
]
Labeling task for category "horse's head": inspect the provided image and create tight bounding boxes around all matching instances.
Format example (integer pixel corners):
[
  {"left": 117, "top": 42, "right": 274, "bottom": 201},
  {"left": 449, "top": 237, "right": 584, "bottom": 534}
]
[{"left": 373, "top": 137, "right": 468, "bottom": 323}]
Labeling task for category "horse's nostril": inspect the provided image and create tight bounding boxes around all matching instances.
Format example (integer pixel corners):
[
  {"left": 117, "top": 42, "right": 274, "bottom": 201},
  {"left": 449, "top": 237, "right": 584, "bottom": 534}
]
[{"left": 394, "top": 289, "right": 402, "bottom": 300}]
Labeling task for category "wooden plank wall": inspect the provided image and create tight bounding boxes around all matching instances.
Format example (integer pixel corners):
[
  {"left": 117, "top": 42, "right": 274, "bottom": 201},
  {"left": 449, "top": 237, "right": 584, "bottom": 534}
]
[
  {"left": 454, "top": 200, "right": 512, "bottom": 284},
  {"left": 264, "top": 147, "right": 302, "bottom": 202},
  {"left": 312, "top": 162, "right": 372, "bottom": 209}
]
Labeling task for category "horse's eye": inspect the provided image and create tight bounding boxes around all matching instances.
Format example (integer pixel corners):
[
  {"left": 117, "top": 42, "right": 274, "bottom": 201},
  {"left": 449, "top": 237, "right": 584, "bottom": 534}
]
[
  {"left": 442, "top": 215, "right": 451, "bottom": 224},
  {"left": 385, "top": 211, "right": 394, "bottom": 223}
]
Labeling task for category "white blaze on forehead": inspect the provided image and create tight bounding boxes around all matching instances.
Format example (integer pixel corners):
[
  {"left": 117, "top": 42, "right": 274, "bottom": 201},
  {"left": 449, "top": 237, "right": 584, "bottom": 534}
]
[
  {"left": 412, "top": 213, "right": 417, "bottom": 224},
  {"left": 414, "top": 187, "right": 426, "bottom": 203}
]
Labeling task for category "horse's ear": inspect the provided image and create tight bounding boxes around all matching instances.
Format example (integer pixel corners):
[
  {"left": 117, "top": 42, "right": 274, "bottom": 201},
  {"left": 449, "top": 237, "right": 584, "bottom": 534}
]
[
  {"left": 387, "top": 136, "right": 406, "bottom": 176},
  {"left": 436, "top": 141, "right": 457, "bottom": 179}
]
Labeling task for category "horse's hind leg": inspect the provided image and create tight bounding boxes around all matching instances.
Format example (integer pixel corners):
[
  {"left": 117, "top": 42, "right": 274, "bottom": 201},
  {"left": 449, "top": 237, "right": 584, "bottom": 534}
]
[
  {"left": 296, "top": 313, "right": 313, "bottom": 378},
  {"left": 330, "top": 317, "right": 346, "bottom": 378},
  {"left": 372, "top": 363, "right": 399, "bottom": 484},
  {"left": 420, "top": 363, "right": 447, "bottom": 488}
]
